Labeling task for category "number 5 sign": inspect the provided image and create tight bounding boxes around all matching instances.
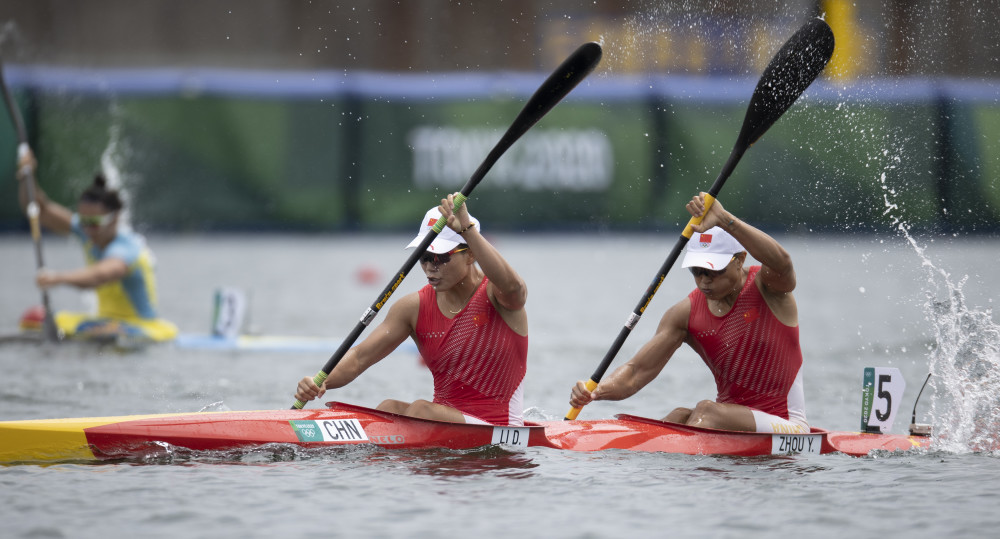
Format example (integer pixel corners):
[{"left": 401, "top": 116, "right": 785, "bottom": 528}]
[{"left": 861, "top": 367, "right": 906, "bottom": 433}]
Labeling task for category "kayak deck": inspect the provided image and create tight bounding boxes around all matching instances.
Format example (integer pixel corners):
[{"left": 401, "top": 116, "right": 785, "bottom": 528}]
[{"left": 0, "top": 401, "right": 931, "bottom": 464}]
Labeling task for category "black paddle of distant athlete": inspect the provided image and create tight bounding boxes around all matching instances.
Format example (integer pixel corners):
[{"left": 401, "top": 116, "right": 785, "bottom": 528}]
[
  {"left": 566, "top": 18, "right": 834, "bottom": 420},
  {"left": 0, "top": 59, "right": 60, "bottom": 342},
  {"left": 293, "top": 42, "right": 603, "bottom": 409}
]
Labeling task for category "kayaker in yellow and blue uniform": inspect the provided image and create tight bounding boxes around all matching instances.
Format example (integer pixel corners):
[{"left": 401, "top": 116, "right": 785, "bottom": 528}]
[{"left": 16, "top": 149, "right": 177, "bottom": 343}]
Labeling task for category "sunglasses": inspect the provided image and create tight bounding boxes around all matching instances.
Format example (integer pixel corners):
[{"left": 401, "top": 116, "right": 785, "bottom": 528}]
[
  {"left": 79, "top": 212, "right": 116, "bottom": 228},
  {"left": 420, "top": 247, "right": 468, "bottom": 266},
  {"left": 689, "top": 256, "right": 735, "bottom": 278}
]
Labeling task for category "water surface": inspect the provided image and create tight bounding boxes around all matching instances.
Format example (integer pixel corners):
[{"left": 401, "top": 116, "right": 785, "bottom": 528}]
[{"left": 1, "top": 232, "right": 998, "bottom": 538}]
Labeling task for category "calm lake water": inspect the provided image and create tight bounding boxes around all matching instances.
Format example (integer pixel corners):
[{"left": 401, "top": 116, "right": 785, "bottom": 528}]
[{"left": 2, "top": 231, "right": 999, "bottom": 538}]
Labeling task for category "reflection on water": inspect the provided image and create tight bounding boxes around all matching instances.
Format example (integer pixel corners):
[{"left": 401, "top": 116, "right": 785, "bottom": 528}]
[
  {"left": 365, "top": 446, "right": 539, "bottom": 480},
  {"left": 691, "top": 455, "right": 830, "bottom": 479},
  {"left": 106, "top": 441, "right": 540, "bottom": 478}
]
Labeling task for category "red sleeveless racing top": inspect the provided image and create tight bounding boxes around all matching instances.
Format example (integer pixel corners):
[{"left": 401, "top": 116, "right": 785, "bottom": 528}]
[
  {"left": 686, "top": 266, "right": 803, "bottom": 419},
  {"left": 415, "top": 277, "right": 528, "bottom": 425}
]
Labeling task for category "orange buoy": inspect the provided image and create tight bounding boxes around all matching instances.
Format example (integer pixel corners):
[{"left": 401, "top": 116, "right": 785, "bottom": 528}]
[
  {"left": 356, "top": 266, "right": 381, "bottom": 285},
  {"left": 19, "top": 305, "right": 45, "bottom": 331}
]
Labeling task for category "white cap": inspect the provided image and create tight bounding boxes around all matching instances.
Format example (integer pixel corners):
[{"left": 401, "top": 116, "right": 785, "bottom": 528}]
[
  {"left": 405, "top": 207, "right": 480, "bottom": 253},
  {"left": 681, "top": 226, "right": 745, "bottom": 270}
]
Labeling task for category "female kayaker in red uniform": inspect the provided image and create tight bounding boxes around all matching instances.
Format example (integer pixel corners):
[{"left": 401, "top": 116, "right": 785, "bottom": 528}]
[
  {"left": 570, "top": 193, "right": 807, "bottom": 434},
  {"left": 294, "top": 193, "right": 529, "bottom": 426}
]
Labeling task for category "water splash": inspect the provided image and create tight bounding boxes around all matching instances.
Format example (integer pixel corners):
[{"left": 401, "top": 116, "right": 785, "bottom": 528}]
[
  {"left": 872, "top": 130, "right": 1000, "bottom": 453},
  {"left": 588, "top": 3, "right": 796, "bottom": 77},
  {"left": 197, "top": 400, "right": 231, "bottom": 412},
  {"left": 99, "top": 101, "right": 133, "bottom": 229},
  {"left": 903, "top": 232, "right": 1000, "bottom": 453},
  {"left": 889, "top": 215, "right": 1000, "bottom": 453}
]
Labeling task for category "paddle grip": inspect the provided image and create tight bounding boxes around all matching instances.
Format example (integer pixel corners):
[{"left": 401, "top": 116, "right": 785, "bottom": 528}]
[
  {"left": 292, "top": 371, "right": 329, "bottom": 410},
  {"left": 26, "top": 202, "right": 41, "bottom": 241},
  {"left": 430, "top": 194, "right": 468, "bottom": 234},
  {"left": 564, "top": 379, "right": 599, "bottom": 420},
  {"left": 680, "top": 193, "right": 717, "bottom": 239},
  {"left": 17, "top": 142, "right": 32, "bottom": 173}
]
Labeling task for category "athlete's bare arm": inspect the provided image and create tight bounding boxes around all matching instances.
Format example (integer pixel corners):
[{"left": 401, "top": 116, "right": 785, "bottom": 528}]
[
  {"left": 570, "top": 298, "right": 690, "bottom": 408},
  {"left": 294, "top": 293, "right": 418, "bottom": 403}
]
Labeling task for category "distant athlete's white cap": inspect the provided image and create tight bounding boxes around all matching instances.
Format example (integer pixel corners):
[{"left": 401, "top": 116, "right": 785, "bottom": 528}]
[
  {"left": 405, "top": 207, "right": 480, "bottom": 253},
  {"left": 681, "top": 226, "right": 745, "bottom": 270}
]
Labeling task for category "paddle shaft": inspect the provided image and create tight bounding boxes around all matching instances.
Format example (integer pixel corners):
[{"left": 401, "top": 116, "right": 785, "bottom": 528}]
[
  {"left": 293, "top": 42, "right": 603, "bottom": 409},
  {"left": 0, "top": 61, "right": 60, "bottom": 342},
  {"left": 566, "top": 19, "right": 834, "bottom": 420}
]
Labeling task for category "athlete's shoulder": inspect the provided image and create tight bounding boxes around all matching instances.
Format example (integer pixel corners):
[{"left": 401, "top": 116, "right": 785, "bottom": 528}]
[{"left": 104, "top": 229, "right": 147, "bottom": 262}]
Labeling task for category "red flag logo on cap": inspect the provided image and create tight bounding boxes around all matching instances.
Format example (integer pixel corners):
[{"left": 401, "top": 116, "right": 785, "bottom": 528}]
[
  {"left": 700, "top": 234, "right": 713, "bottom": 248},
  {"left": 427, "top": 218, "right": 438, "bottom": 226}
]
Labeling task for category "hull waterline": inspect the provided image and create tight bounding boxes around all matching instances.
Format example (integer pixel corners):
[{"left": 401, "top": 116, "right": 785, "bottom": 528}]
[{"left": 0, "top": 402, "right": 931, "bottom": 464}]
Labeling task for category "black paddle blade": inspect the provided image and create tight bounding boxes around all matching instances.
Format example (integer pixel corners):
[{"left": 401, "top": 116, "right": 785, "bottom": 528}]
[
  {"left": 507, "top": 42, "right": 602, "bottom": 142},
  {"left": 736, "top": 18, "right": 835, "bottom": 149},
  {"left": 467, "top": 41, "right": 602, "bottom": 194}
]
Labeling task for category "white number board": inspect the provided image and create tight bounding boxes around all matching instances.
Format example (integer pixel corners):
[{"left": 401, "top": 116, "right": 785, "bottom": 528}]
[
  {"left": 861, "top": 367, "right": 906, "bottom": 434},
  {"left": 290, "top": 419, "right": 369, "bottom": 443},
  {"left": 771, "top": 434, "right": 822, "bottom": 455},
  {"left": 491, "top": 426, "right": 530, "bottom": 448}
]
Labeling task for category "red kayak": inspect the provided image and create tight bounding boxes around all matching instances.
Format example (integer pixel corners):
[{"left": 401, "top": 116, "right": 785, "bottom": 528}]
[
  {"left": 0, "top": 401, "right": 930, "bottom": 463},
  {"left": 542, "top": 413, "right": 928, "bottom": 456}
]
